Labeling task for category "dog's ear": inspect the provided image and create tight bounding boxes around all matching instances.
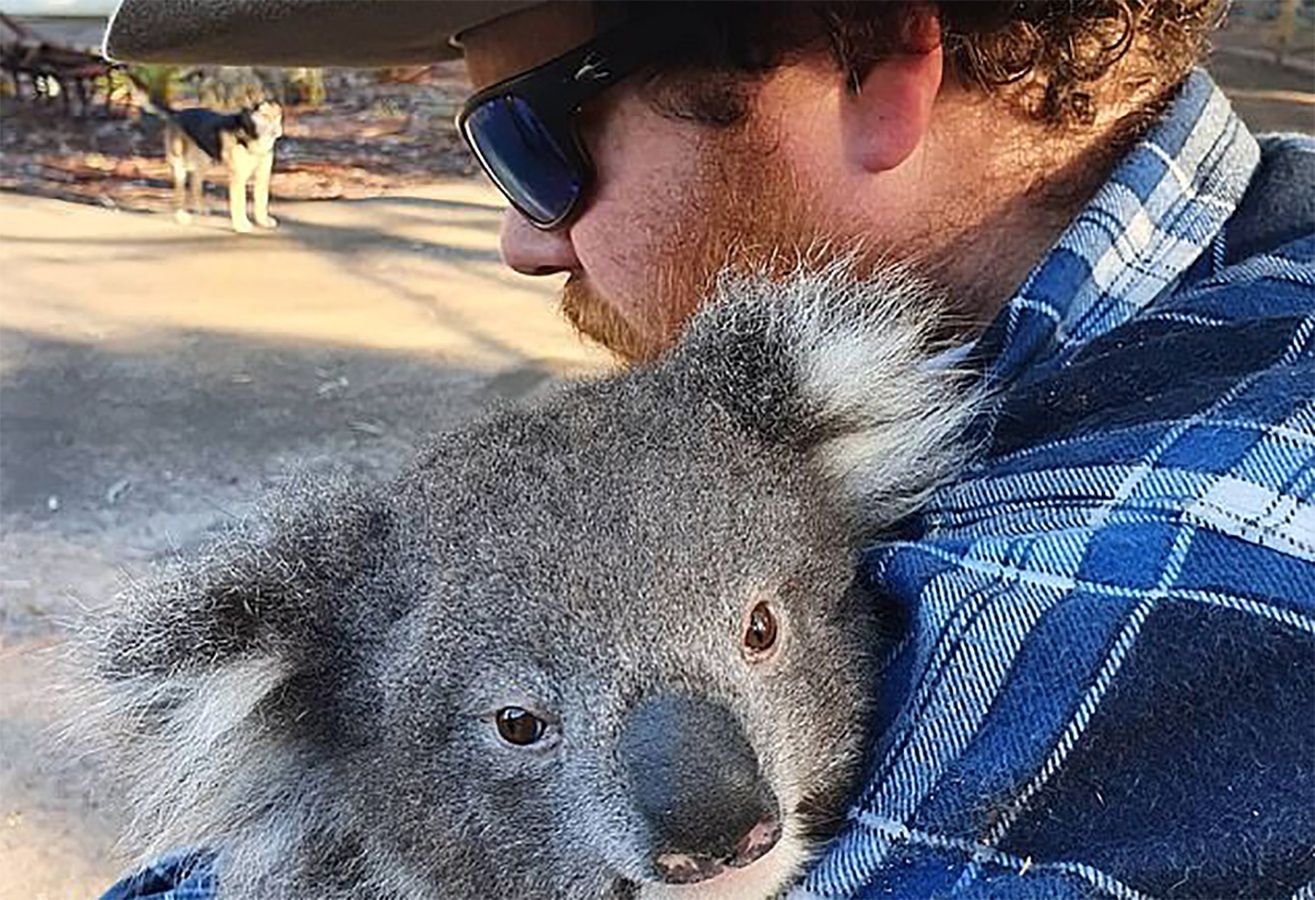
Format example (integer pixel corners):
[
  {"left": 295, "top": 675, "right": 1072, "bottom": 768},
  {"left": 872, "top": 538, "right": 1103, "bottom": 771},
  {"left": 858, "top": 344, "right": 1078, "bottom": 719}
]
[
  {"left": 669, "top": 261, "right": 981, "bottom": 532},
  {"left": 238, "top": 107, "right": 257, "bottom": 135}
]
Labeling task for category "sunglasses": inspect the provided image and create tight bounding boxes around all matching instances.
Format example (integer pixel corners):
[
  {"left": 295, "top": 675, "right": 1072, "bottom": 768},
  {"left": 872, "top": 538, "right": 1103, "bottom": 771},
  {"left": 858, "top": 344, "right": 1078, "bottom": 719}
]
[{"left": 457, "top": 19, "right": 671, "bottom": 230}]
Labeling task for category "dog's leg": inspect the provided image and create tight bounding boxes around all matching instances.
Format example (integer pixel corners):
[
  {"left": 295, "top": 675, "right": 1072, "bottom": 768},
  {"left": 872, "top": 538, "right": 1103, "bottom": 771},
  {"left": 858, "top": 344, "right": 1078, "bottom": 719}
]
[
  {"left": 168, "top": 137, "right": 192, "bottom": 225},
  {"left": 192, "top": 171, "right": 207, "bottom": 217},
  {"left": 253, "top": 151, "right": 277, "bottom": 229},
  {"left": 228, "top": 150, "right": 255, "bottom": 234},
  {"left": 173, "top": 166, "right": 192, "bottom": 224}
]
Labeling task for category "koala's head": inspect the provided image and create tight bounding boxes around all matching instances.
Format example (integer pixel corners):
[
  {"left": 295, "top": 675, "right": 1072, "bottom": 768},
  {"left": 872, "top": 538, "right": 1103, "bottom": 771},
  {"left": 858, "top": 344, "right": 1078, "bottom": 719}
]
[{"left": 92, "top": 263, "right": 977, "bottom": 899}]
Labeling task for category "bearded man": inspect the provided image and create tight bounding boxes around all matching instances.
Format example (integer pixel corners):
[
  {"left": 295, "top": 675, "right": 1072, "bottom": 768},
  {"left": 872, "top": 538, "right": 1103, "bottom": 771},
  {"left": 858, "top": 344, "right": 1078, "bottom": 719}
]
[{"left": 100, "top": 2, "right": 1315, "bottom": 898}]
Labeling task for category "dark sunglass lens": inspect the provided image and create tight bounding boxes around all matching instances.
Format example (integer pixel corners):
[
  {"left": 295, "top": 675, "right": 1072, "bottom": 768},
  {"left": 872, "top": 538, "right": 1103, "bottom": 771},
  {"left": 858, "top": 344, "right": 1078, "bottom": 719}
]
[{"left": 465, "top": 95, "right": 582, "bottom": 225}]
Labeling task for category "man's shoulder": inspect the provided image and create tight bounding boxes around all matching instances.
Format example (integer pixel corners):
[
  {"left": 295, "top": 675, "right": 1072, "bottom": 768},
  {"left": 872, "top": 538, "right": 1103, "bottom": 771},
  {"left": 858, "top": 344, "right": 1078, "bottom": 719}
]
[
  {"left": 920, "top": 132, "right": 1315, "bottom": 591},
  {"left": 989, "top": 132, "right": 1315, "bottom": 467},
  {"left": 1223, "top": 133, "right": 1315, "bottom": 267},
  {"left": 815, "top": 121, "right": 1315, "bottom": 900}
]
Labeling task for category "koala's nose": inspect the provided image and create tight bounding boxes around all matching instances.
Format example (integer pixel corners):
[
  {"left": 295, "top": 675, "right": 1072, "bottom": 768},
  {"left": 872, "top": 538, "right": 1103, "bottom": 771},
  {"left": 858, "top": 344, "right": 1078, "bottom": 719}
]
[{"left": 619, "top": 695, "right": 781, "bottom": 883}]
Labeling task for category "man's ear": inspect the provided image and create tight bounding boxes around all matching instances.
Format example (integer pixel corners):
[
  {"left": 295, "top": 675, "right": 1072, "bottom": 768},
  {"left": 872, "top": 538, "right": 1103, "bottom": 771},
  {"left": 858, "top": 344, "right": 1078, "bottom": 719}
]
[{"left": 840, "top": 4, "right": 943, "bottom": 174}]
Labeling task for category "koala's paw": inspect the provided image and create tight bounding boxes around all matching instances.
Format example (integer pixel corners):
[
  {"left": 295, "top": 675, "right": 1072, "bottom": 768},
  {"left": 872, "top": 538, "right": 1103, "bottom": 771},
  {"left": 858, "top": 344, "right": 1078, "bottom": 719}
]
[
  {"left": 255, "top": 215, "right": 279, "bottom": 229},
  {"left": 173, "top": 209, "right": 193, "bottom": 226}
]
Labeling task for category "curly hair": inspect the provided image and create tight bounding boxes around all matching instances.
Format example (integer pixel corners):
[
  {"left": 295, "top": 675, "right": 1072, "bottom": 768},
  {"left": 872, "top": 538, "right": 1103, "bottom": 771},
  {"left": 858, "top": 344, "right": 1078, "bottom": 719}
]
[{"left": 618, "top": 0, "right": 1226, "bottom": 127}]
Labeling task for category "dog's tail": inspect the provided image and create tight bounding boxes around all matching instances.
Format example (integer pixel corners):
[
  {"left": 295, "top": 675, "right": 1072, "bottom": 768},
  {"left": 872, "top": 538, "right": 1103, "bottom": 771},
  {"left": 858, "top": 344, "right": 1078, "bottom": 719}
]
[{"left": 117, "top": 67, "right": 177, "bottom": 119}]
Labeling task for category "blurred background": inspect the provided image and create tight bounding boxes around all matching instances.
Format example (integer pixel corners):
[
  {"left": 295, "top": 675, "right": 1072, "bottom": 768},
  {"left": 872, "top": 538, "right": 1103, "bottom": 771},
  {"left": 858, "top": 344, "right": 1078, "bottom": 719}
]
[{"left": 0, "top": 2, "right": 1311, "bottom": 898}]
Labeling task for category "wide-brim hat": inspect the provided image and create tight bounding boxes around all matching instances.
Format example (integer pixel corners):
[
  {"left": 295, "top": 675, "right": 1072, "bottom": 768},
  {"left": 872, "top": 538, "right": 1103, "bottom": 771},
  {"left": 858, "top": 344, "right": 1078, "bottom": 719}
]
[{"left": 103, "top": 0, "right": 545, "bottom": 67}]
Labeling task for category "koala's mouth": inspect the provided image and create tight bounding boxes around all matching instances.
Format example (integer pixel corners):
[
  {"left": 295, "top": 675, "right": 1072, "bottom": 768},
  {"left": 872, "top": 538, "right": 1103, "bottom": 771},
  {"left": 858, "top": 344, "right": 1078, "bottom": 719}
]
[
  {"left": 795, "top": 790, "right": 852, "bottom": 845},
  {"left": 619, "top": 818, "right": 805, "bottom": 900},
  {"left": 619, "top": 779, "right": 854, "bottom": 897},
  {"left": 651, "top": 816, "right": 783, "bottom": 885}
]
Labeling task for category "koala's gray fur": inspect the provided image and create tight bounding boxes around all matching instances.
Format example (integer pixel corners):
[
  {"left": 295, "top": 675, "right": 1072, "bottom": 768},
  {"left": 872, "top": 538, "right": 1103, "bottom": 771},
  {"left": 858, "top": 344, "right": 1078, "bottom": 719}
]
[{"left": 87, "top": 262, "right": 979, "bottom": 900}]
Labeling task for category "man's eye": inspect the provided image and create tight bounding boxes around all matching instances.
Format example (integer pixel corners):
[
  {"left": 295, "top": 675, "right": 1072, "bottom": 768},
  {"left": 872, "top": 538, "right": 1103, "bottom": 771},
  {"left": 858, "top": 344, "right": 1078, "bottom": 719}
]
[{"left": 495, "top": 707, "right": 547, "bottom": 746}]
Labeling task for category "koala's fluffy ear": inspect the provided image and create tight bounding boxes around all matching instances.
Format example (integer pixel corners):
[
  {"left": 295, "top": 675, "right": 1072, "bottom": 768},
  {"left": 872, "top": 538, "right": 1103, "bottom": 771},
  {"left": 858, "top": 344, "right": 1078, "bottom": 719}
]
[
  {"left": 83, "top": 475, "right": 386, "bottom": 858},
  {"left": 97, "top": 475, "right": 382, "bottom": 685},
  {"left": 669, "top": 260, "right": 982, "bottom": 531}
]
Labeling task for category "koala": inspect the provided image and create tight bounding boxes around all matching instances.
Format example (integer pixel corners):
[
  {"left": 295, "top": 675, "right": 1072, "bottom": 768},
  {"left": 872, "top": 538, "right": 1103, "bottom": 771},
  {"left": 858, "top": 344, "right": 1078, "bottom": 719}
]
[{"left": 88, "top": 262, "right": 979, "bottom": 899}]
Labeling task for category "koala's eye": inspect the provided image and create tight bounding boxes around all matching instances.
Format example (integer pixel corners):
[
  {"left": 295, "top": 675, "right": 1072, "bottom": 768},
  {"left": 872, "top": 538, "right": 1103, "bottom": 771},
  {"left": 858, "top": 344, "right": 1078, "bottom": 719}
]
[
  {"left": 495, "top": 707, "right": 547, "bottom": 746},
  {"left": 743, "top": 601, "right": 778, "bottom": 658}
]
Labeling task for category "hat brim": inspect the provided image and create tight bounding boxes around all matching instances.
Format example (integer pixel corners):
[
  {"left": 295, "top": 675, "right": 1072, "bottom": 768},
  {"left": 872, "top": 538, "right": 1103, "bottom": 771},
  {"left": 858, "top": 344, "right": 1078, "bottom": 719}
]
[{"left": 103, "top": 0, "right": 542, "bottom": 67}]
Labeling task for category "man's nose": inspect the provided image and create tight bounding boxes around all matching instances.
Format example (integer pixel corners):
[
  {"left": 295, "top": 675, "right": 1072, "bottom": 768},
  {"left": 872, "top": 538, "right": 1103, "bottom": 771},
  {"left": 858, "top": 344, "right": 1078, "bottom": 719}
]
[{"left": 499, "top": 209, "right": 580, "bottom": 276}]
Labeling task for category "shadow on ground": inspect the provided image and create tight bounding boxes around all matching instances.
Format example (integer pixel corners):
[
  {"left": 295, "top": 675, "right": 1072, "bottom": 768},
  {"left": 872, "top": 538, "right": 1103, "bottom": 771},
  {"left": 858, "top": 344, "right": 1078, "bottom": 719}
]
[
  {"left": 0, "top": 324, "right": 590, "bottom": 898},
  {"left": 2, "top": 327, "right": 563, "bottom": 564}
]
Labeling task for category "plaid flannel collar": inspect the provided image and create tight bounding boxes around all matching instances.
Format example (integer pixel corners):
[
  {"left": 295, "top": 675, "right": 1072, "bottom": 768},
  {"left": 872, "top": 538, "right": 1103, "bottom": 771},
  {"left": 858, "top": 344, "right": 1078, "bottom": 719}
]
[{"left": 975, "top": 68, "right": 1260, "bottom": 388}]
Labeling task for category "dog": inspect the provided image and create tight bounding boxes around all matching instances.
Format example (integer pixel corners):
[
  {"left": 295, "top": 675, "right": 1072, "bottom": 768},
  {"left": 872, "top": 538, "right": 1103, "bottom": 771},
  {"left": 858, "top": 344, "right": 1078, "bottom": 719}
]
[
  {"left": 88, "top": 263, "right": 979, "bottom": 899},
  {"left": 150, "top": 96, "right": 283, "bottom": 233}
]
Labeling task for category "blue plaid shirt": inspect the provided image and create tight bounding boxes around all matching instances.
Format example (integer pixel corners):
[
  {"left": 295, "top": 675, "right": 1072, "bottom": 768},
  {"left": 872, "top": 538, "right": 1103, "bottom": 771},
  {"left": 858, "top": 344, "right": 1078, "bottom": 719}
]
[{"left": 101, "top": 70, "right": 1315, "bottom": 900}]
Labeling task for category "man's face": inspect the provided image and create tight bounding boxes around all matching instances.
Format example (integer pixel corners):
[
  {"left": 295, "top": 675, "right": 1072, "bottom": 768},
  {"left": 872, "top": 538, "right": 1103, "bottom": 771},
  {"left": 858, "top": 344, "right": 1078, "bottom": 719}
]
[{"left": 462, "top": 3, "right": 820, "bottom": 362}]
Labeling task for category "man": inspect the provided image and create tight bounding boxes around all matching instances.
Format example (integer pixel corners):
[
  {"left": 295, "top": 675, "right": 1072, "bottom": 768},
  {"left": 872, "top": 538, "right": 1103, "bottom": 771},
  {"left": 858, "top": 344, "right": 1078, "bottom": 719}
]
[{"left": 102, "top": 2, "right": 1314, "bottom": 898}]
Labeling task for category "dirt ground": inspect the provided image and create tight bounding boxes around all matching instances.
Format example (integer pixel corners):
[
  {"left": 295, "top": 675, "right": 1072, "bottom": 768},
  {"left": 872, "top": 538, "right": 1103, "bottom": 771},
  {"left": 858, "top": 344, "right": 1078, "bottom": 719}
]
[{"left": 0, "top": 184, "right": 611, "bottom": 900}]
